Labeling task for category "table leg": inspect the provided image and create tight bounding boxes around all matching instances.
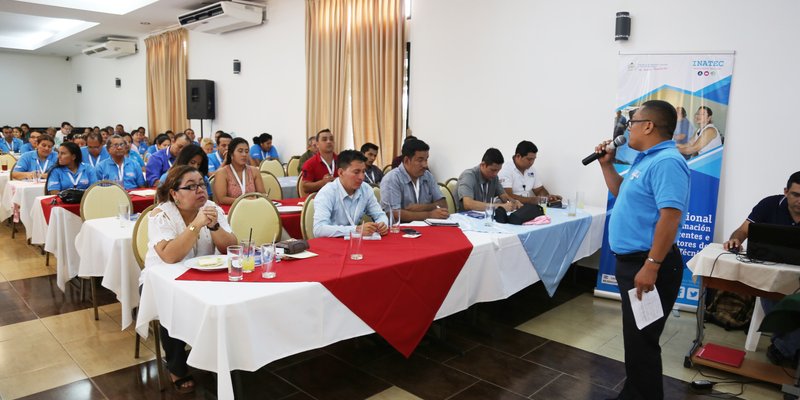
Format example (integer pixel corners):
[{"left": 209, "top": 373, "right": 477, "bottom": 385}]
[
  {"left": 745, "top": 297, "right": 764, "bottom": 352},
  {"left": 685, "top": 280, "right": 707, "bottom": 368}
]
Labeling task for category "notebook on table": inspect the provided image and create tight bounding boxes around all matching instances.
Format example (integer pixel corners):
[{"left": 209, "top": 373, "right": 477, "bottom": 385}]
[{"left": 696, "top": 343, "right": 746, "bottom": 368}]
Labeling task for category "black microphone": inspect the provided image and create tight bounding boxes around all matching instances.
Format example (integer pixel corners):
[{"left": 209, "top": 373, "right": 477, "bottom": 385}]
[{"left": 582, "top": 136, "right": 627, "bottom": 166}]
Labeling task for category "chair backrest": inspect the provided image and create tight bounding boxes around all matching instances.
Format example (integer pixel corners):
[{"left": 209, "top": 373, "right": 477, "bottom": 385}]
[
  {"left": 286, "top": 156, "right": 301, "bottom": 177},
  {"left": 445, "top": 178, "right": 459, "bottom": 210},
  {"left": 80, "top": 180, "right": 132, "bottom": 222},
  {"left": 44, "top": 172, "right": 53, "bottom": 195},
  {"left": 0, "top": 153, "right": 17, "bottom": 173},
  {"left": 300, "top": 192, "right": 316, "bottom": 240},
  {"left": 297, "top": 171, "right": 308, "bottom": 198},
  {"left": 438, "top": 183, "right": 456, "bottom": 214},
  {"left": 132, "top": 204, "right": 157, "bottom": 269},
  {"left": 227, "top": 192, "right": 282, "bottom": 246},
  {"left": 260, "top": 171, "right": 283, "bottom": 201},
  {"left": 382, "top": 165, "right": 392, "bottom": 175},
  {"left": 372, "top": 186, "right": 381, "bottom": 204},
  {"left": 259, "top": 159, "right": 285, "bottom": 177}
]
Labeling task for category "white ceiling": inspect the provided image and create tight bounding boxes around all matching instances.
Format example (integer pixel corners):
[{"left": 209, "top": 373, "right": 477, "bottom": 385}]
[{"left": 0, "top": 0, "right": 222, "bottom": 56}]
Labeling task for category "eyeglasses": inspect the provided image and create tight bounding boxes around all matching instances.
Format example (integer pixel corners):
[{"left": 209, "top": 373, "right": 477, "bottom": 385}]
[
  {"left": 110, "top": 143, "right": 126, "bottom": 148},
  {"left": 627, "top": 119, "right": 655, "bottom": 128},
  {"left": 176, "top": 183, "right": 207, "bottom": 192}
]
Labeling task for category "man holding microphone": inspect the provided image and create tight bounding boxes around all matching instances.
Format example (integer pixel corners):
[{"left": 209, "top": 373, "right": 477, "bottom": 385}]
[{"left": 593, "top": 100, "right": 690, "bottom": 400}]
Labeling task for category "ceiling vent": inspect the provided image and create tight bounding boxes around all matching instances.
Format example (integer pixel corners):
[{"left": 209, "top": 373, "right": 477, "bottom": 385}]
[
  {"left": 82, "top": 40, "right": 138, "bottom": 58},
  {"left": 178, "top": 1, "right": 264, "bottom": 34}
]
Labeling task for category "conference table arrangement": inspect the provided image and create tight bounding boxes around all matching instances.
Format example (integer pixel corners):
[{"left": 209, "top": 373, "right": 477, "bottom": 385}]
[
  {"left": 0, "top": 179, "right": 45, "bottom": 239},
  {"left": 135, "top": 206, "right": 606, "bottom": 400}
]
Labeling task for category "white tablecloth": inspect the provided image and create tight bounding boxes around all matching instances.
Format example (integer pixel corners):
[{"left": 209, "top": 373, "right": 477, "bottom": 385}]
[
  {"left": 46, "top": 207, "right": 83, "bottom": 291},
  {"left": 75, "top": 217, "right": 139, "bottom": 328},
  {"left": 0, "top": 180, "right": 45, "bottom": 238},
  {"left": 29, "top": 195, "right": 55, "bottom": 245},
  {"left": 278, "top": 176, "right": 298, "bottom": 198},
  {"left": 136, "top": 207, "right": 606, "bottom": 400},
  {"left": 0, "top": 171, "right": 9, "bottom": 216}
]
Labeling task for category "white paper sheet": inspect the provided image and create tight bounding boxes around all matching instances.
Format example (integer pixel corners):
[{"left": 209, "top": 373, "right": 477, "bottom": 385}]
[{"left": 627, "top": 287, "right": 664, "bottom": 330}]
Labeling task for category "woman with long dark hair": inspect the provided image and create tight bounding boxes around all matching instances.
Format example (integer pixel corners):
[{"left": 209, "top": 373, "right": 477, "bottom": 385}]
[{"left": 47, "top": 142, "right": 97, "bottom": 194}]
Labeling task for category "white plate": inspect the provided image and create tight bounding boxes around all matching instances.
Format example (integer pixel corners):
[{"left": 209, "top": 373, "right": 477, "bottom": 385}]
[
  {"left": 277, "top": 205, "right": 303, "bottom": 213},
  {"left": 184, "top": 255, "right": 227, "bottom": 271}
]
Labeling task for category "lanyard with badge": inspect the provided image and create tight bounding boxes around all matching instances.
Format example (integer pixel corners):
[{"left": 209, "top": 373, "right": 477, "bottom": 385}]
[
  {"left": 366, "top": 168, "right": 376, "bottom": 184},
  {"left": 88, "top": 154, "right": 99, "bottom": 168},
  {"left": 36, "top": 158, "right": 49, "bottom": 174},
  {"left": 231, "top": 165, "right": 247, "bottom": 194},
  {"left": 337, "top": 183, "right": 359, "bottom": 226},
  {"left": 67, "top": 168, "right": 84, "bottom": 188},
  {"left": 116, "top": 160, "right": 125, "bottom": 183},
  {"left": 215, "top": 152, "right": 223, "bottom": 165},
  {"left": 322, "top": 157, "right": 335, "bottom": 176},
  {"left": 410, "top": 179, "right": 421, "bottom": 203},
  {"left": 482, "top": 182, "right": 491, "bottom": 202},
  {"left": 261, "top": 150, "right": 268, "bottom": 160},
  {"left": 166, "top": 147, "right": 173, "bottom": 168}
]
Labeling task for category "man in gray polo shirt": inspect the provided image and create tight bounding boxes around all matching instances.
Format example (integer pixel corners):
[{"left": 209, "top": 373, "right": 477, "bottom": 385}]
[
  {"left": 380, "top": 139, "right": 449, "bottom": 221},
  {"left": 458, "top": 148, "right": 522, "bottom": 212}
]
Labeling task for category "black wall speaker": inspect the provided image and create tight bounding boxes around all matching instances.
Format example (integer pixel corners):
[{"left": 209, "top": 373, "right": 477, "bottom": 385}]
[
  {"left": 233, "top": 59, "right": 241, "bottom": 74},
  {"left": 616, "top": 12, "right": 631, "bottom": 41},
  {"left": 186, "top": 79, "right": 216, "bottom": 120},
  {"left": 115, "top": 78, "right": 121, "bottom": 88},
  {"left": 77, "top": 84, "right": 82, "bottom": 93}
]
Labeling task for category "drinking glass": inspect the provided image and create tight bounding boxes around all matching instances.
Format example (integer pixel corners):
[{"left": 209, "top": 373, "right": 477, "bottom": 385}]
[
  {"left": 576, "top": 191, "right": 585, "bottom": 209},
  {"left": 349, "top": 230, "right": 363, "bottom": 260},
  {"left": 118, "top": 203, "right": 130, "bottom": 227},
  {"left": 567, "top": 195, "right": 578, "bottom": 217},
  {"left": 538, "top": 196, "right": 548, "bottom": 214},
  {"left": 261, "top": 244, "right": 276, "bottom": 279},
  {"left": 240, "top": 239, "right": 255, "bottom": 273},
  {"left": 1, "top": 160, "right": 7, "bottom": 171},
  {"left": 484, "top": 202, "right": 495, "bottom": 226},
  {"left": 390, "top": 208, "right": 401, "bottom": 233},
  {"left": 227, "top": 245, "right": 243, "bottom": 281}
]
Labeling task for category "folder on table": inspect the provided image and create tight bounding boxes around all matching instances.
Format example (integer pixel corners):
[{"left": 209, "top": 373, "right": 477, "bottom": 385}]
[{"left": 696, "top": 343, "right": 746, "bottom": 368}]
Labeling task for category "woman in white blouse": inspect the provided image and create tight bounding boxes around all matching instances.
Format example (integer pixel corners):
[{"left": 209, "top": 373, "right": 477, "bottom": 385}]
[{"left": 145, "top": 165, "right": 237, "bottom": 393}]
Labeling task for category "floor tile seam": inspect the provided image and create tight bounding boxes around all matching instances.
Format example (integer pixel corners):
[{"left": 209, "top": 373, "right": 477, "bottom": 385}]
[
  {"left": 3, "top": 273, "right": 41, "bottom": 320},
  {"left": 525, "top": 371, "right": 564, "bottom": 399},
  {"left": 266, "top": 369, "right": 307, "bottom": 400},
  {"left": 518, "top": 339, "right": 551, "bottom": 359},
  {"left": 84, "top": 376, "right": 112, "bottom": 400},
  {"left": 442, "top": 380, "right": 480, "bottom": 400},
  {"left": 37, "top": 310, "right": 98, "bottom": 380}
]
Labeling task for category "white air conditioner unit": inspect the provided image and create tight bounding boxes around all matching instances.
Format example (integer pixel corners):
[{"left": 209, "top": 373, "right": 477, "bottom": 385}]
[
  {"left": 82, "top": 40, "right": 137, "bottom": 59},
  {"left": 178, "top": 1, "right": 264, "bottom": 34}
]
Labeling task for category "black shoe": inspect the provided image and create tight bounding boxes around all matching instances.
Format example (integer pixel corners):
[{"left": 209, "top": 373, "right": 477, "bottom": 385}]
[{"left": 766, "top": 344, "right": 793, "bottom": 367}]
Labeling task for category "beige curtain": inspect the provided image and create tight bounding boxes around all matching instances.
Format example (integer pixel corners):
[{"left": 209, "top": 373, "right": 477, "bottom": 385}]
[
  {"left": 350, "top": 0, "right": 405, "bottom": 167},
  {"left": 145, "top": 29, "right": 189, "bottom": 139},
  {"left": 306, "top": 0, "right": 350, "bottom": 151}
]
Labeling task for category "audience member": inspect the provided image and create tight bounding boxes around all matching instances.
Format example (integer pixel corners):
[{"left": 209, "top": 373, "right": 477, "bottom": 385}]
[
  {"left": 159, "top": 145, "right": 213, "bottom": 198},
  {"left": 380, "top": 139, "right": 448, "bottom": 221},
  {"left": 1, "top": 125, "right": 23, "bottom": 153},
  {"left": 391, "top": 135, "right": 417, "bottom": 168},
  {"left": 19, "top": 123, "right": 30, "bottom": 142},
  {"left": 457, "top": 148, "right": 522, "bottom": 212},
  {"left": 313, "top": 150, "right": 388, "bottom": 238},
  {"left": 47, "top": 142, "right": 97, "bottom": 194},
  {"left": 296, "top": 135, "right": 318, "bottom": 174},
  {"left": 96, "top": 135, "right": 146, "bottom": 189},
  {"left": 360, "top": 142, "right": 383, "bottom": 186},
  {"left": 12, "top": 134, "right": 56, "bottom": 180},
  {"left": 146, "top": 133, "right": 189, "bottom": 186},
  {"left": 119, "top": 132, "right": 145, "bottom": 169},
  {"left": 81, "top": 133, "right": 110, "bottom": 169},
  {"left": 55, "top": 122, "right": 71, "bottom": 147},
  {"left": 212, "top": 137, "right": 265, "bottom": 205},
  {"left": 301, "top": 129, "right": 338, "bottom": 194},
  {"left": 20, "top": 131, "right": 40, "bottom": 153},
  {"left": 114, "top": 124, "right": 125, "bottom": 135},
  {"left": 185, "top": 128, "right": 199, "bottom": 145},
  {"left": 201, "top": 138, "right": 214, "bottom": 154},
  {"left": 208, "top": 132, "right": 232, "bottom": 175},
  {"left": 132, "top": 128, "right": 147, "bottom": 155},
  {"left": 499, "top": 140, "right": 561, "bottom": 203},
  {"left": 250, "top": 132, "right": 280, "bottom": 165}
]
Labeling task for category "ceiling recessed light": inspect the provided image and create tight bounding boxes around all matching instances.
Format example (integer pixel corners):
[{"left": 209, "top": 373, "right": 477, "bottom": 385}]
[{"left": 12, "top": 0, "right": 159, "bottom": 15}]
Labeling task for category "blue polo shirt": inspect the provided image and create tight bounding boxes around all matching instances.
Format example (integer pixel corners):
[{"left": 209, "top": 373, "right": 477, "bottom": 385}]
[
  {"left": 81, "top": 147, "right": 110, "bottom": 169},
  {"left": 96, "top": 158, "right": 146, "bottom": 190},
  {"left": 127, "top": 149, "right": 145, "bottom": 169},
  {"left": 249, "top": 144, "right": 280, "bottom": 163},
  {"left": 208, "top": 150, "right": 225, "bottom": 173},
  {"left": 608, "top": 140, "right": 690, "bottom": 254},
  {"left": 13, "top": 151, "right": 58, "bottom": 173},
  {"left": 0, "top": 138, "right": 23, "bottom": 153},
  {"left": 20, "top": 142, "right": 35, "bottom": 153},
  {"left": 47, "top": 164, "right": 97, "bottom": 192},
  {"left": 145, "top": 147, "right": 177, "bottom": 186}
]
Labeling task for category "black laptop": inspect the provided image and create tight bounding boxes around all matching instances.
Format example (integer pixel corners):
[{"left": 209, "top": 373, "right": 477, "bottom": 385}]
[{"left": 747, "top": 223, "right": 800, "bottom": 265}]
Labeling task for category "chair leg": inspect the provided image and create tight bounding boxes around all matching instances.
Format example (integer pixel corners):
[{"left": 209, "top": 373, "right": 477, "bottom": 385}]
[
  {"left": 11, "top": 220, "right": 16, "bottom": 239},
  {"left": 91, "top": 277, "right": 99, "bottom": 320},
  {"left": 135, "top": 333, "right": 141, "bottom": 359},
  {"left": 153, "top": 320, "right": 166, "bottom": 392},
  {"left": 45, "top": 252, "right": 50, "bottom": 266}
]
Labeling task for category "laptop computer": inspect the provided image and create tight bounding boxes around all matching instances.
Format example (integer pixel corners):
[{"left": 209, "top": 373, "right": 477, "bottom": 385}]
[{"left": 747, "top": 223, "right": 800, "bottom": 265}]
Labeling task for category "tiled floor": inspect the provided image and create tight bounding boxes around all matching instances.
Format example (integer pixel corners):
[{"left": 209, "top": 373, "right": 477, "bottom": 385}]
[{"left": 0, "top": 221, "right": 790, "bottom": 399}]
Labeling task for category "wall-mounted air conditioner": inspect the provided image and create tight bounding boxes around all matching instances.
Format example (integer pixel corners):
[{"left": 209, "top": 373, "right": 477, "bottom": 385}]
[
  {"left": 82, "top": 40, "right": 138, "bottom": 58},
  {"left": 178, "top": 1, "right": 264, "bottom": 34}
]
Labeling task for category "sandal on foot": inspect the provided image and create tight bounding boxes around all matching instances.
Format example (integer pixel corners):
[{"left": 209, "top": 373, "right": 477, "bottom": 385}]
[{"left": 172, "top": 375, "right": 195, "bottom": 394}]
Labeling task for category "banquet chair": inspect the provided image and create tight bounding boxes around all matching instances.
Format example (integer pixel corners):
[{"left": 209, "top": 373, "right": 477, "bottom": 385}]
[
  {"left": 372, "top": 186, "right": 381, "bottom": 204},
  {"left": 228, "top": 192, "right": 282, "bottom": 246},
  {"left": 438, "top": 183, "right": 457, "bottom": 214},
  {"left": 296, "top": 172, "right": 308, "bottom": 198},
  {"left": 79, "top": 180, "right": 132, "bottom": 320},
  {"left": 285, "top": 156, "right": 301, "bottom": 176},
  {"left": 445, "top": 178, "right": 459, "bottom": 211},
  {"left": 382, "top": 165, "right": 392, "bottom": 175},
  {"left": 260, "top": 171, "right": 283, "bottom": 201},
  {"left": 259, "top": 159, "right": 285, "bottom": 178},
  {"left": 300, "top": 192, "right": 316, "bottom": 240},
  {"left": 130, "top": 204, "right": 166, "bottom": 391}
]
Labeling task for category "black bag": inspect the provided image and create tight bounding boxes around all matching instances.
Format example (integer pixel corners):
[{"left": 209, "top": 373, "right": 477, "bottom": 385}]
[
  {"left": 492, "top": 203, "right": 545, "bottom": 225},
  {"left": 58, "top": 188, "right": 85, "bottom": 204},
  {"left": 275, "top": 239, "right": 310, "bottom": 254}
]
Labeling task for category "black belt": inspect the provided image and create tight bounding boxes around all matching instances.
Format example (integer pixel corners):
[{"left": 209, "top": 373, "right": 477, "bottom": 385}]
[{"left": 614, "top": 244, "right": 679, "bottom": 262}]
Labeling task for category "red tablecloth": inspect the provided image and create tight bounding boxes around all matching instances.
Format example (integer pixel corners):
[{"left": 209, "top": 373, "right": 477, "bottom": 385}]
[
  {"left": 218, "top": 197, "right": 304, "bottom": 239},
  {"left": 41, "top": 193, "right": 155, "bottom": 224},
  {"left": 177, "top": 226, "right": 473, "bottom": 357}
]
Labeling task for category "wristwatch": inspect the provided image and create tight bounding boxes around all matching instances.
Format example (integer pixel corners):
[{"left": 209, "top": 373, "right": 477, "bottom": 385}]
[
  {"left": 208, "top": 222, "right": 220, "bottom": 231},
  {"left": 646, "top": 257, "right": 663, "bottom": 265}
]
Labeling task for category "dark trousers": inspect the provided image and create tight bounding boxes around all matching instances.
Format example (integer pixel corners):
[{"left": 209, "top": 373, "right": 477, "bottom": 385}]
[
  {"left": 160, "top": 325, "right": 189, "bottom": 378},
  {"left": 615, "top": 245, "right": 683, "bottom": 400}
]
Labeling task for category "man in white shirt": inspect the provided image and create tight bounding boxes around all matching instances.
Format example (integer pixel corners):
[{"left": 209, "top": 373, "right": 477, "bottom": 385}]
[
  {"left": 498, "top": 140, "right": 561, "bottom": 204},
  {"left": 54, "top": 121, "right": 72, "bottom": 147}
]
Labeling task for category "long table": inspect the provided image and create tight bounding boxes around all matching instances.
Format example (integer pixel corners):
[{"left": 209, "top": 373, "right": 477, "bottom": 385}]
[
  {"left": 136, "top": 207, "right": 606, "bottom": 400},
  {"left": 0, "top": 180, "right": 44, "bottom": 238}
]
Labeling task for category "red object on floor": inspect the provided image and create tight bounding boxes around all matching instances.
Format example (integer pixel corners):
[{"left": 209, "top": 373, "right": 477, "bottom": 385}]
[
  {"left": 218, "top": 197, "right": 304, "bottom": 239},
  {"left": 41, "top": 193, "right": 154, "bottom": 224},
  {"left": 177, "top": 226, "right": 474, "bottom": 357},
  {"left": 696, "top": 343, "right": 746, "bottom": 368}
]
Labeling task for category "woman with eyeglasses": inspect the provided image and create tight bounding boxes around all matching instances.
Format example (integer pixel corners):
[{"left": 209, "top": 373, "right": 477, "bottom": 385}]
[
  {"left": 677, "top": 105, "right": 722, "bottom": 158},
  {"left": 96, "top": 134, "right": 146, "bottom": 189},
  {"left": 144, "top": 165, "right": 236, "bottom": 393},
  {"left": 46, "top": 142, "right": 97, "bottom": 195},
  {"left": 212, "top": 137, "right": 266, "bottom": 205},
  {"left": 158, "top": 144, "right": 213, "bottom": 199}
]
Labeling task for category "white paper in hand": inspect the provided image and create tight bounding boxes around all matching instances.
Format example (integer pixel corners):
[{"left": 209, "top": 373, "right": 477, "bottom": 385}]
[{"left": 627, "top": 287, "right": 664, "bottom": 330}]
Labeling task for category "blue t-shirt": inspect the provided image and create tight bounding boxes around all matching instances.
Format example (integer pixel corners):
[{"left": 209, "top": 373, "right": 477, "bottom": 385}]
[
  {"left": 81, "top": 147, "right": 110, "bottom": 169},
  {"left": 13, "top": 151, "right": 58, "bottom": 173},
  {"left": 145, "top": 147, "right": 176, "bottom": 186},
  {"left": 208, "top": 151, "right": 225, "bottom": 173},
  {"left": 608, "top": 140, "right": 690, "bottom": 254},
  {"left": 0, "top": 138, "right": 23, "bottom": 153},
  {"left": 96, "top": 158, "right": 146, "bottom": 190},
  {"left": 146, "top": 144, "right": 158, "bottom": 155},
  {"left": 128, "top": 149, "right": 145, "bottom": 169},
  {"left": 47, "top": 164, "right": 97, "bottom": 192},
  {"left": 249, "top": 144, "right": 280, "bottom": 163}
]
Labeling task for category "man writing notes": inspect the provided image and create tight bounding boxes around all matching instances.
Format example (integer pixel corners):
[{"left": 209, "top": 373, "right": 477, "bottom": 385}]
[
  {"left": 593, "top": 100, "right": 689, "bottom": 400},
  {"left": 380, "top": 139, "right": 449, "bottom": 221},
  {"left": 313, "top": 150, "right": 388, "bottom": 238},
  {"left": 499, "top": 140, "right": 561, "bottom": 203},
  {"left": 457, "top": 148, "right": 522, "bottom": 212}
]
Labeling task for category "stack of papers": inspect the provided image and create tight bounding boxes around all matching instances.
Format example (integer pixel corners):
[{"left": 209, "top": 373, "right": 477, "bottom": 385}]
[
  {"left": 424, "top": 218, "right": 459, "bottom": 227},
  {"left": 129, "top": 189, "right": 156, "bottom": 197}
]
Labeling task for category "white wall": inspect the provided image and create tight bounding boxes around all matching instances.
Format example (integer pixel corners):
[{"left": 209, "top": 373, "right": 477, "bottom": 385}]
[
  {"left": 409, "top": 0, "right": 800, "bottom": 241},
  {"left": 187, "top": 0, "right": 306, "bottom": 160},
  {"left": 70, "top": 38, "right": 148, "bottom": 131},
  {"left": 0, "top": 52, "right": 75, "bottom": 127}
]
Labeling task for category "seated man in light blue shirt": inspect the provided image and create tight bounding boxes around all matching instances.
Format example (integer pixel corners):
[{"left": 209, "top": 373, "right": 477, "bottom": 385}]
[
  {"left": 119, "top": 132, "right": 145, "bottom": 169},
  {"left": 12, "top": 134, "right": 57, "bottom": 180},
  {"left": 379, "top": 139, "right": 449, "bottom": 221},
  {"left": 313, "top": 150, "right": 388, "bottom": 238},
  {"left": 96, "top": 135, "right": 146, "bottom": 190},
  {"left": 208, "top": 132, "right": 232, "bottom": 176},
  {"left": 0, "top": 126, "right": 23, "bottom": 153},
  {"left": 81, "top": 132, "right": 110, "bottom": 169},
  {"left": 19, "top": 131, "right": 41, "bottom": 153}
]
